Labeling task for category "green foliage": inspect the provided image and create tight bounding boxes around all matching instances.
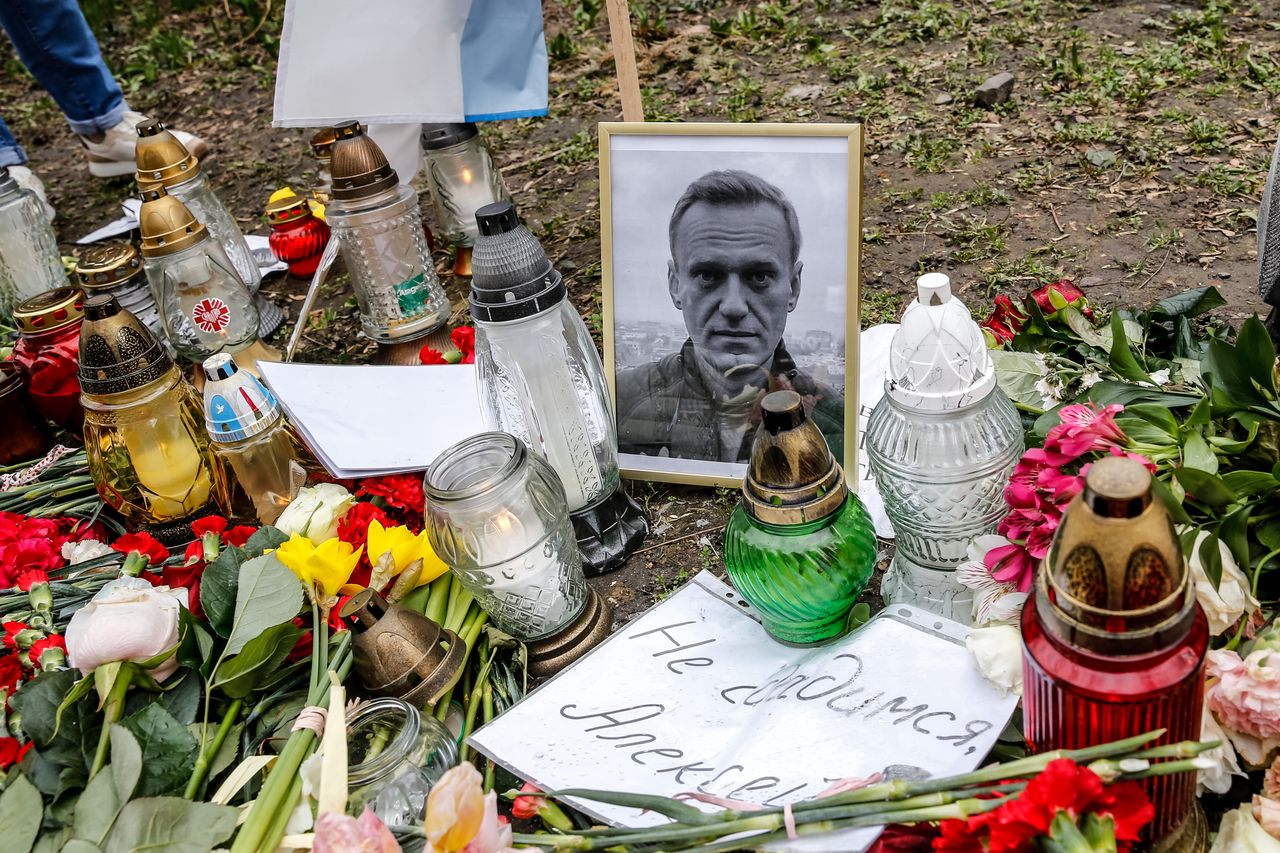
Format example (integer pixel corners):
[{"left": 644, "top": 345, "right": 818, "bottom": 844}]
[{"left": 0, "top": 774, "right": 42, "bottom": 853}]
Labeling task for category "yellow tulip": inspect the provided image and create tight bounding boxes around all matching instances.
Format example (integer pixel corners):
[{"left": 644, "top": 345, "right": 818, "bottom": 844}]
[
  {"left": 424, "top": 764, "right": 486, "bottom": 853},
  {"left": 274, "top": 533, "right": 363, "bottom": 612}
]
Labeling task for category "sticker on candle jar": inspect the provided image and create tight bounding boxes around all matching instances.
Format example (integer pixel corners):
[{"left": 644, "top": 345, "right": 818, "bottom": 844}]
[
  {"left": 394, "top": 272, "right": 430, "bottom": 317},
  {"left": 192, "top": 297, "right": 231, "bottom": 333}
]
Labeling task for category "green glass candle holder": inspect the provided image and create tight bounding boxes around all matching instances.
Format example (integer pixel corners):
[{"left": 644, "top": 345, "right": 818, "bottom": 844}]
[{"left": 722, "top": 390, "right": 878, "bottom": 646}]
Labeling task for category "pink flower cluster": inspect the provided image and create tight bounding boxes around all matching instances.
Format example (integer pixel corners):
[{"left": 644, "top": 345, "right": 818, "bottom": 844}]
[
  {"left": 984, "top": 403, "right": 1153, "bottom": 592},
  {"left": 1206, "top": 650, "right": 1280, "bottom": 742}
]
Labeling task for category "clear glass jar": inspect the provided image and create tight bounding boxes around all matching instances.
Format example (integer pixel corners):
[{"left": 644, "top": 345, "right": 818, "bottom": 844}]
[
  {"left": 83, "top": 364, "right": 226, "bottom": 528},
  {"left": 346, "top": 697, "right": 458, "bottom": 829},
  {"left": 0, "top": 169, "right": 66, "bottom": 319},
  {"left": 475, "top": 301, "right": 619, "bottom": 513},
  {"left": 866, "top": 274, "right": 1023, "bottom": 622},
  {"left": 422, "top": 124, "right": 510, "bottom": 247},
  {"left": 148, "top": 242, "right": 260, "bottom": 365},
  {"left": 425, "top": 433, "right": 587, "bottom": 641},
  {"left": 75, "top": 241, "right": 166, "bottom": 345},
  {"left": 327, "top": 185, "right": 448, "bottom": 342},
  {"left": 166, "top": 171, "right": 261, "bottom": 293}
]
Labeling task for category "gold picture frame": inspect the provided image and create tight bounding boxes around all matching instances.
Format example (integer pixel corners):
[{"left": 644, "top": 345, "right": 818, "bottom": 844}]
[{"left": 600, "top": 121, "right": 863, "bottom": 488}]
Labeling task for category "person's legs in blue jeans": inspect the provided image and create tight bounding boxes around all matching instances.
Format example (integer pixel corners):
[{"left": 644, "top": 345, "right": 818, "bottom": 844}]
[
  {"left": 0, "top": 0, "right": 124, "bottom": 138},
  {"left": 0, "top": 116, "right": 29, "bottom": 168}
]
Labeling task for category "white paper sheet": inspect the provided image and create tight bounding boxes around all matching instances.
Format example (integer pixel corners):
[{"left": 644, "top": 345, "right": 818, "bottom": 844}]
[
  {"left": 856, "top": 323, "right": 898, "bottom": 538},
  {"left": 470, "top": 574, "right": 1018, "bottom": 853},
  {"left": 256, "top": 362, "right": 485, "bottom": 478}
]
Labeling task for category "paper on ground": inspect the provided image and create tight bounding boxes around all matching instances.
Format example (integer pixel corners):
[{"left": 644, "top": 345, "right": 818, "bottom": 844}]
[
  {"left": 256, "top": 362, "right": 484, "bottom": 478},
  {"left": 856, "top": 323, "right": 898, "bottom": 539},
  {"left": 469, "top": 573, "right": 1018, "bottom": 853}
]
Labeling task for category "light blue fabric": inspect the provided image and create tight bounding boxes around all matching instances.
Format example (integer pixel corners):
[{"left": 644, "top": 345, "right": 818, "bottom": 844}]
[{"left": 460, "top": 0, "right": 548, "bottom": 123}]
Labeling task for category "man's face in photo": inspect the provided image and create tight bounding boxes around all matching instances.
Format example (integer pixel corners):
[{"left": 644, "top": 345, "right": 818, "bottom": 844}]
[{"left": 667, "top": 200, "right": 803, "bottom": 385}]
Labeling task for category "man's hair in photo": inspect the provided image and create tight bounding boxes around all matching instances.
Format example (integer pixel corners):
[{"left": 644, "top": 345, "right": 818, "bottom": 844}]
[{"left": 667, "top": 169, "right": 802, "bottom": 267}]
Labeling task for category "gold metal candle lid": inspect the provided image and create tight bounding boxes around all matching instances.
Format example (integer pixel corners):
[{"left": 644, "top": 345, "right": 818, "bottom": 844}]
[
  {"left": 310, "top": 127, "right": 336, "bottom": 161},
  {"left": 134, "top": 119, "right": 200, "bottom": 192},
  {"left": 264, "top": 190, "right": 309, "bottom": 225},
  {"left": 78, "top": 293, "right": 173, "bottom": 395},
  {"left": 75, "top": 241, "right": 146, "bottom": 290},
  {"left": 329, "top": 121, "right": 399, "bottom": 200},
  {"left": 13, "top": 287, "right": 84, "bottom": 335},
  {"left": 742, "top": 390, "right": 847, "bottom": 525},
  {"left": 138, "top": 187, "right": 208, "bottom": 257}
]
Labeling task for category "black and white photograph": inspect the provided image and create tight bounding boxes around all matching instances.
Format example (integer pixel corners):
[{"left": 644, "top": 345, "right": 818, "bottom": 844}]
[{"left": 601, "top": 123, "right": 862, "bottom": 486}]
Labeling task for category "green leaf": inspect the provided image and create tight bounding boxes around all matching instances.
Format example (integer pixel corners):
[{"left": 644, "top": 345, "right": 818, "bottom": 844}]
[
  {"left": 108, "top": 726, "right": 141, "bottom": 803},
  {"left": 199, "top": 547, "right": 242, "bottom": 638},
  {"left": 1198, "top": 530, "right": 1224, "bottom": 589},
  {"left": 119, "top": 704, "right": 199, "bottom": 799},
  {"left": 1109, "top": 312, "right": 1152, "bottom": 384},
  {"left": 1220, "top": 470, "right": 1280, "bottom": 498},
  {"left": 1259, "top": 519, "right": 1280, "bottom": 551},
  {"left": 1182, "top": 431, "right": 1218, "bottom": 474},
  {"left": 103, "top": 798, "right": 236, "bottom": 853},
  {"left": 1151, "top": 287, "right": 1227, "bottom": 319},
  {"left": 61, "top": 841, "right": 102, "bottom": 853},
  {"left": 1081, "top": 382, "right": 1201, "bottom": 410},
  {"left": 1184, "top": 397, "right": 1212, "bottom": 430},
  {"left": 1221, "top": 506, "right": 1253, "bottom": 573},
  {"left": 1152, "top": 477, "right": 1193, "bottom": 525},
  {"left": 185, "top": 722, "right": 242, "bottom": 782},
  {"left": 93, "top": 662, "right": 126, "bottom": 711},
  {"left": 13, "top": 670, "right": 100, "bottom": 799},
  {"left": 1173, "top": 468, "right": 1237, "bottom": 508},
  {"left": 54, "top": 675, "right": 94, "bottom": 739},
  {"left": 1236, "top": 315, "right": 1279, "bottom": 395},
  {"left": 71, "top": 765, "right": 123, "bottom": 847},
  {"left": 1062, "top": 306, "right": 1112, "bottom": 351},
  {"left": 36, "top": 831, "right": 77, "bottom": 853},
  {"left": 224, "top": 554, "right": 304, "bottom": 656},
  {"left": 176, "top": 608, "right": 215, "bottom": 678},
  {"left": 243, "top": 526, "right": 288, "bottom": 556},
  {"left": 1123, "top": 403, "right": 1179, "bottom": 437},
  {"left": 15, "top": 670, "right": 80, "bottom": 747},
  {"left": 211, "top": 622, "right": 303, "bottom": 699},
  {"left": 990, "top": 350, "right": 1049, "bottom": 410},
  {"left": 1204, "top": 336, "right": 1266, "bottom": 409},
  {"left": 0, "top": 774, "right": 42, "bottom": 853}
]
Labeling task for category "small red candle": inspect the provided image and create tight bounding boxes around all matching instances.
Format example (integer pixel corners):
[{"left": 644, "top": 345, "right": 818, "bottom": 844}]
[
  {"left": 265, "top": 190, "right": 330, "bottom": 278},
  {"left": 11, "top": 286, "right": 85, "bottom": 435}
]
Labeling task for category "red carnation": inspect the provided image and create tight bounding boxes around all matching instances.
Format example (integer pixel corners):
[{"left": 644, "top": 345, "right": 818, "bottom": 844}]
[
  {"left": 29, "top": 634, "right": 66, "bottom": 670},
  {"left": 358, "top": 474, "right": 425, "bottom": 518},
  {"left": 337, "top": 502, "right": 392, "bottom": 554},
  {"left": 419, "top": 345, "right": 449, "bottom": 365},
  {"left": 0, "top": 737, "right": 32, "bottom": 769},
  {"left": 111, "top": 532, "right": 169, "bottom": 566},
  {"left": 162, "top": 563, "right": 206, "bottom": 621},
  {"left": 1030, "top": 279, "right": 1093, "bottom": 319},
  {"left": 870, "top": 824, "right": 941, "bottom": 852},
  {"left": 225, "top": 526, "right": 257, "bottom": 548},
  {"left": 183, "top": 541, "right": 204, "bottom": 565},
  {"left": 2, "top": 622, "right": 31, "bottom": 651},
  {"left": 0, "top": 655, "right": 23, "bottom": 695},
  {"left": 451, "top": 326, "right": 476, "bottom": 364},
  {"left": 15, "top": 570, "right": 49, "bottom": 592},
  {"left": 192, "top": 516, "right": 228, "bottom": 538}
]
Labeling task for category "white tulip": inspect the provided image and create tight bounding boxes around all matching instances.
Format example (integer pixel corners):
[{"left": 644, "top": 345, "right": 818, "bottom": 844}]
[
  {"left": 274, "top": 483, "right": 355, "bottom": 542},
  {"left": 1187, "top": 528, "right": 1260, "bottom": 636},
  {"left": 965, "top": 623, "right": 1023, "bottom": 697},
  {"left": 66, "top": 578, "right": 186, "bottom": 682}
]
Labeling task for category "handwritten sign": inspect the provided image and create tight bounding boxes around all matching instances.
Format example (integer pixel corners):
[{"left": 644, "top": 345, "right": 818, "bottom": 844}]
[{"left": 469, "top": 574, "right": 1018, "bottom": 852}]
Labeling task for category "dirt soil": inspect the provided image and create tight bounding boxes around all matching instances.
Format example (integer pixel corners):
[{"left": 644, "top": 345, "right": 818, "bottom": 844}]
[{"left": 1, "top": 0, "right": 1273, "bottom": 622}]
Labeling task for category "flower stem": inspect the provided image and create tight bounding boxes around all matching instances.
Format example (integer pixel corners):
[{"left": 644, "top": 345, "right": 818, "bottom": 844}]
[
  {"left": 424, "top": 572, "right": 451, "bottom": 626},
  {"left": 184, "top": 698, "right": 243, "bottom": 799},
  {"left": 89, "top": 665, "right": 134, "bottom": 778}
]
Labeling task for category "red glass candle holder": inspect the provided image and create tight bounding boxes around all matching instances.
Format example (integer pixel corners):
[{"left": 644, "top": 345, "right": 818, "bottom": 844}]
[
  {"left": 11, "top": 286, "right": 85, "bottom": 434},
  {"left": 265, "top": 191, "right": 331, "bottom": 277},
  {"left": 0, "top": 363, "right": 53, "bottom": 464}
]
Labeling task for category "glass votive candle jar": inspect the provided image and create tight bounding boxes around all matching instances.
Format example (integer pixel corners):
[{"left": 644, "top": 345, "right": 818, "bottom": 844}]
[
  {"left": 425, "top": 432, "right": 587, "bottom": 642},
  {"left": 11, "top": 286, "right": 85, "bottom": 433},
  {"left": 346, "top": 697, "right": 458, "bottom": 829},
  {"left": 422, "top": 123, "right": 510, "bottom": 250},
  {"left": 0, "top": 363, "right": 54, "bottom": 464}
]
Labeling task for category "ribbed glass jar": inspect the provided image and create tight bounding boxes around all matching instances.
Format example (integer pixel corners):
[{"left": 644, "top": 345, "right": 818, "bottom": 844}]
[
  {"left": 346, "top": 698, "right": 458, "bottom": 829},
  {"left": 148, "top": 243, "right": 260, "bottom": 364},
  {"left": 424, "top": 136, "right": 509, "bottom": 246},
  {"left": 475, "top": 301, "right": 619, "bottom": 513},
  {"left": 328, "top": 185, "right": 448, "bottom": 342},
  {"left": 0, "top": 177, "right": 65, "bottom": 318},
  {"left": 425, "top": 433, "right": 587, "bottom": 641},
  {"left": 867, "top": 390, "right": 1022, "bottom": 620},
  {"left": 724, "top": 495, "right": 877, "bottom": 645},
  {"left": 167, "top": 171, "right": 261, "bottom": 293}
]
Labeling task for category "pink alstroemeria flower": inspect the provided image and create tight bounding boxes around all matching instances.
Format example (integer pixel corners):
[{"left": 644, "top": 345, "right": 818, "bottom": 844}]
[
  {"left": 985, "top": 542, "right": 1037, "bottom": 593},
  {"left": 1045, "top": 403, "right": 1127, "bottom": 458}
]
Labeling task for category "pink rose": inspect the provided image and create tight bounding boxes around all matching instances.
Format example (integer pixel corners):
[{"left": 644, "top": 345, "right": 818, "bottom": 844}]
[{"left": 313, "top": 809, "right": 401, "bottom": 853}]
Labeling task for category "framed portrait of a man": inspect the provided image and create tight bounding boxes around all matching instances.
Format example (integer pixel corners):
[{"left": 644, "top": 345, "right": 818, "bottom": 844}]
[{"left": 600, "top": 122, "right": 862, "bottom": 487}]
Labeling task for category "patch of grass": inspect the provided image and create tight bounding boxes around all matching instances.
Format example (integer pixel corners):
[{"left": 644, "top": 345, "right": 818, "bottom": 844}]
[
  {"left": 882, "top": 187, "right": 926, "bottom": 206},
  {"left": 1194, "top": 163, "right": 1257, "bottom": 197},
  {"left": 941, "top": 214, "right": 1008, "bottom": 263},
  {"left": 548, "top": 31, "right": 576, "bottom": 62},
  {"left": 964, "top": 183, "right": 1010, "bottom": 208},
  {"left": 869, "top": 0, "right": 971, "bottom": 46},
  {"left": 1013, "top": 162, "right": 1057, "bottom": 192},
  {"left": 1147, "top": 227, "right": 1184, "bottom": 251},
  {"left": 726, "top": 78, "right": 763, "bottom": 122},
  {"left": 1185, "top": 117, "right": 1229, "bottom": 152},
  {"left": 554, "top": 129, "right": 595, "bottom": 166},
  {"left": 980, "top": 254, "right": 1058, "bottom": 295},
  {"left": 929, "top": 191, "right": 962, "bottom": 211},
  {"left": 861, "top": 291, "right": 906, "bottom": 326},
  {"left": 895, "top": 132, "right": 959, "bottom": 173}
]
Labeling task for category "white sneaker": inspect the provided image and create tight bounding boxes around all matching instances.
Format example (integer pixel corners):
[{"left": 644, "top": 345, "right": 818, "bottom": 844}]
[
  {"left": 79, "top": 109, "right": 210, "bottom": 179},
  {"left": 8, "top": 165, "right": 55, "bottom": 222}
]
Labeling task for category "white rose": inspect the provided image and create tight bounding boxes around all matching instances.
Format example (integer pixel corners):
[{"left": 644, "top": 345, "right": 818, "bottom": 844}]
[
  {"left": 66, "top": 577, "right": 186, "bottom": 682},
  {"left": 965, "top": 624, "right": 1023, "bottom": 697},
  {"left": 61, "top": 539, "right": 114, "bottom": 566},
  {"left": 1198, "top": 705, "right": 1244, "bottom": 795},
  {"left": 274, "top": 483, "right": 355, "bottom": 542},
  {"left": 1209, "top": 805, "right": 1280, "bottom": 853},
  {"left": 1188, "top": 528, "right": 1260, "bottom": 636}
]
